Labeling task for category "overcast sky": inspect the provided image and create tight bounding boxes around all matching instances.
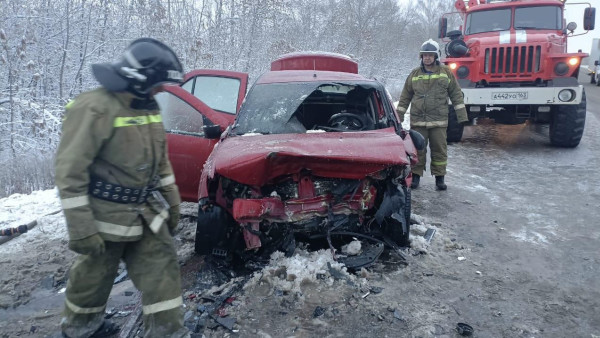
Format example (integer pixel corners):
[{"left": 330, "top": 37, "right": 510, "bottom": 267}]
[{"left": 398, "top": 0, "right": 599, "bottom": 54}]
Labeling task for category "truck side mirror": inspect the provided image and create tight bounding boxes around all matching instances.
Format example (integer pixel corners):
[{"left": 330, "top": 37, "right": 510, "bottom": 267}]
[
  {"left": 566, "top": 22, "right": 577, "bottom": 33},
  {"left": 203, "top": 125, "right": 222, "bottom": 139},
  {"left": 584, "top": 7, "right": 596, "bottom": 30},
  {"left": 595, "top": 60, "right": 599, "bottom": 66},
  {"left": 438, "top": 18, "right": 448, "bottom": 39}
]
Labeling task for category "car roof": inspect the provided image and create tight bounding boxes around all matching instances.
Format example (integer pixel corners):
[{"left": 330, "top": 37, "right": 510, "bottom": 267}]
[{"left": 256, "top": 70, "right": 376, "bottom": 85}]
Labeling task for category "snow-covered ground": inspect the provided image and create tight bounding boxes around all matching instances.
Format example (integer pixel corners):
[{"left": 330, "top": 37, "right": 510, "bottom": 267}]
[{"left": 0, "top": 189, "right": 64, "bottom": 254}]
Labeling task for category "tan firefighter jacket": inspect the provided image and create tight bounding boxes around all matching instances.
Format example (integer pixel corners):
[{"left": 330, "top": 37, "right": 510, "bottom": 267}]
[
  {"left": 55, "top": 88, "right": 181, "bottom": 242},
  {"left": 396, "top": 63, "right": 468, "bottom": 128}
]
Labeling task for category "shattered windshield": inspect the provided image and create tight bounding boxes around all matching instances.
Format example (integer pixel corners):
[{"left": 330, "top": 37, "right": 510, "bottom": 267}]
[
  {"left": 232, "top": 82, "right": 382, "bottom": 135},
  {"left": 514, "top": 6, "right": 561, "bottom": 30}
]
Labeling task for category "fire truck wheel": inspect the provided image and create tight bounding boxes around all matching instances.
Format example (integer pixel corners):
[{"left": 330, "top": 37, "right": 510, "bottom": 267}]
[
  {"left": 549, "top": 89, "right": 586, "bottom": 148},
  {"left": 446, "top": 105, "right": 464, "bottom": 143}
]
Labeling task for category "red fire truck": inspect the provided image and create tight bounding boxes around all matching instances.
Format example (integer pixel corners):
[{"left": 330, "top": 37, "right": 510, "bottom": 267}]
[{"left": 439, "top": 0, "right": 596, "bottom": 147}]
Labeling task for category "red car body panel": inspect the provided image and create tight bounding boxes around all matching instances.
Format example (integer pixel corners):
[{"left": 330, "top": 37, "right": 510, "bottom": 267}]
[
  {"left": 161, "top": 71, "right": 248, "bottom": 202},
  {"left": 256, "top": 70, "right": 368, "bottom": 84},
  {"left": 271, "top": 52, "right": 359, "bottom": 73},
  {"left": 199, "top": 127, "right": 412, "bottom": 198}
]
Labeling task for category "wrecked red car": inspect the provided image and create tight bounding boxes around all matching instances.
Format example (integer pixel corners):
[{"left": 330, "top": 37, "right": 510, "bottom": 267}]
[{"left": 159, "top": 53, "right": 421, "bottom": 267}]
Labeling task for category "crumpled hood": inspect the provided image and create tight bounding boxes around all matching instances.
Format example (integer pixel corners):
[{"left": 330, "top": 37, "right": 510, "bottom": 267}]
[{"left": 203, "top": 127, "right": 411, "bottom": 187}]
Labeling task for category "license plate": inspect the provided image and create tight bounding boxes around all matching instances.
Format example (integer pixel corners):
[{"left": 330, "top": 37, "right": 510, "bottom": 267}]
[{"left": 492, "top": 92, "right": 528, "bottom": 100}]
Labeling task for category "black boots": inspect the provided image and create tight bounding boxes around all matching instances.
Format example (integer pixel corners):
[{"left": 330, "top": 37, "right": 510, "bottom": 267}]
[
  {"left": 411, "top": 174, "right": 420, "bottom": 189},
  {"left": 412, "top": 174, "right": 447, "bottom": 190},
  {"left": 435, "top": 176, "right": 447, "bottom": 190}
]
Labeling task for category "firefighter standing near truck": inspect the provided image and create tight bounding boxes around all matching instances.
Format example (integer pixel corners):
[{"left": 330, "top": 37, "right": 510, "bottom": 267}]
[
  {"left": 397, "top": 39, "right": 468, "bottom": 190},
  {"left": 55, "top": 38, "right": 190, "bottom": 338}
]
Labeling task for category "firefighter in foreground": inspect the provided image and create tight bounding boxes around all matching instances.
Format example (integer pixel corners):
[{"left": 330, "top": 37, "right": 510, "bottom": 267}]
[
  {"left": 55, "top": 38, "right": 189, "bottom": 337},
  {"left": 397, "top": 39, "right": 468, "bottom": 190}
]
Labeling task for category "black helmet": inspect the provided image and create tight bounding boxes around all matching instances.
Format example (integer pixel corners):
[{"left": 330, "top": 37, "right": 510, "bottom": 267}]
[{"left": 92, "top": 38, "right": 184, "bottom": 96}]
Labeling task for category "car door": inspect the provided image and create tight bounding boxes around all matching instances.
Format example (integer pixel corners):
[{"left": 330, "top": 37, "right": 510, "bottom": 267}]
[{"left": 157, "top": 70, "right": 248, "bottom": 202}]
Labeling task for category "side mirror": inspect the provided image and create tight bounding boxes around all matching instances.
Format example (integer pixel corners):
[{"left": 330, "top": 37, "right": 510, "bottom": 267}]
[
  {"left": 584, "top": 7, "right": 596, "bottom": 30},
  {"left": 408, "top": 129, "right": 426, "bottom": 151},
  {"left": 566, "top": 21, "right": 577, "bottom": 33},
  {"left": 203, "top": 125, "right": 222, "bottom": 139},
  {"left": 595, "top": 60, "right": 599, "bottom": 66},
  {"left": 438, "top": 18, "right": 448, "bottom": 39}
]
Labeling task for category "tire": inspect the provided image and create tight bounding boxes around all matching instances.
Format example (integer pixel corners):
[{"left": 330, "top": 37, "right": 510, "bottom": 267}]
[
  {"left": 549, "top": 89, "right": 586, "bottom": 148},
  {"left": 446, "top": 105, "right": 464, "bottom": 143},
  {"left": 195, "top": 203, "right": 230, "bottom": 255}
]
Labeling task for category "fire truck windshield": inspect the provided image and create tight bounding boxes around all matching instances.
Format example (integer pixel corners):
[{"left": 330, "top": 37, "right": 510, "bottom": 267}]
[
  {"left": 466, "top": 6, "right": 561, "bottom": 34},
  {"left": 514, "top": 6, "right": 561, "bottom": 30}
]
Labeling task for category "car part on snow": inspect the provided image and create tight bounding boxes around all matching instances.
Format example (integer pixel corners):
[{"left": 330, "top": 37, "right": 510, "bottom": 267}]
[
  {"left": 0, "top": 224, "right": 28, "bottom": 236},
  {"left": 456, "top": 322, "right": 474, "bottom": 336},
  {"left": 185, "top": 278, "right": 247, "bottom": 334},
  {"left": 0, "top": 209, "right": 61, "bottom": 246},
  {"left": 337, "top": 243, "right": 385, "bottom": 270},
  {"left": 424, "top": 228, "right": 436, "bottom": 243}
]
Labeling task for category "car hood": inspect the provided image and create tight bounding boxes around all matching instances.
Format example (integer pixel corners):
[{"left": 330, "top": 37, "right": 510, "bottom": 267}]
[{"left": 203, "top": 127, "right": 411, "bottom": 187}]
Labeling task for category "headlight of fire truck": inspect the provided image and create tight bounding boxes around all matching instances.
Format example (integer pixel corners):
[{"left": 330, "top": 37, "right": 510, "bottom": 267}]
[
  {"left": 554, "top": 58, "right": 580, "bottom": 76},
  {"left": 554, "top": 62, "right": 569, "bottom": 76},
  {"left": 449, "top": 63, "right": 470, "bottom": 79}
]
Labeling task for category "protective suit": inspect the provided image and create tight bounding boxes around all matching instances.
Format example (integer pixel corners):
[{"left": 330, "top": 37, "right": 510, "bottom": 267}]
[
  {"left": 55, "top": 38, "right": 189, "bottom": 338},
  {"left": 396, "top": 39, "right": 468, "bottom": 186}
]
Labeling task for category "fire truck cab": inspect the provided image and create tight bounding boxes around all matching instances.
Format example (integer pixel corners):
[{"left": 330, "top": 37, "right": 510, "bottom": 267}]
[{"left": 439, "top": 0, "right": 596, "bottom": 147}]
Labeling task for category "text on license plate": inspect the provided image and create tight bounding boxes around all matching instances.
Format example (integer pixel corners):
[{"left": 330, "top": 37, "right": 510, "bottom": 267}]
[{"left": 492, "top": 92, "right": 528, "bottom": 100}]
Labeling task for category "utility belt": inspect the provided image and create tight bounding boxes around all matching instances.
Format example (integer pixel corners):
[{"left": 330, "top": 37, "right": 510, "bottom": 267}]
[{"left": 88, "top": 175, "right": 169, "bottom": 211}]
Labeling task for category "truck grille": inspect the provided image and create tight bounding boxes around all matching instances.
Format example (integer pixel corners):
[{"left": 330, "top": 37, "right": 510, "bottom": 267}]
[{"left": 484, "top": 45, "right": 542, "bottom": 76}]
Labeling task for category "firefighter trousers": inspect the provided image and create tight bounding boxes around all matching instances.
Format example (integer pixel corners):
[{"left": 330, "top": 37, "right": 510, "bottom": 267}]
[
  {"left": 411, "top": 126, "right": 447, "bottom": 177},
  {"left": 61, "top": 222, "right": 189, "bottom": 338}
]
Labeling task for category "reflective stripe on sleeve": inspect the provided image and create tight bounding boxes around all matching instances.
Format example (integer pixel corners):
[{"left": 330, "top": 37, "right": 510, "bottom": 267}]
[
  {"left": 454, "top": 103, "right": 465, "bottom": 110},
  {"left": 149, "top": 209, "right": 169, "bottom": 234},
  {"left": 431, "top": 160, "right": 448, "bottom": 166},
  {"left": 142, "top": 296, "right": 183, "bottom": 315},
  {"left": 397, "top": 106, "right": 407, "bottom": 113},
  {"left": 158, "top": 175, "right": 176, "bottom": 187},
  {"left": 65, "top": 298, "right": 106, "bottom": 314},
  {"left": 114, "top": 114, "right": 162, "bottom": 127},
  {"left": 61, "top": 195, "right": 90, "bottom": 209},
  {"left": 94, "top": 221, "right": 143, "bottom": 237}
]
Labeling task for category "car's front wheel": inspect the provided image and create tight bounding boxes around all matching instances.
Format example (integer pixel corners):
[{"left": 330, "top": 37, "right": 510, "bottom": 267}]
[{"left": 195, "top": 202, "right": 231, "bottom": 256}]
